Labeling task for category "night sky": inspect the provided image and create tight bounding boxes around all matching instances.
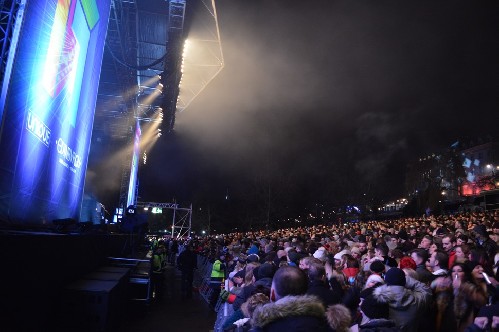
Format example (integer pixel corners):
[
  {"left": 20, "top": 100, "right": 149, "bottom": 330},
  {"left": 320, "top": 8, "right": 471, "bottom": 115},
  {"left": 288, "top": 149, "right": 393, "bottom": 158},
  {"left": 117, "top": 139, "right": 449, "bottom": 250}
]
[{"left": 124, "top": 1, "right": 499, "bottom": 226}]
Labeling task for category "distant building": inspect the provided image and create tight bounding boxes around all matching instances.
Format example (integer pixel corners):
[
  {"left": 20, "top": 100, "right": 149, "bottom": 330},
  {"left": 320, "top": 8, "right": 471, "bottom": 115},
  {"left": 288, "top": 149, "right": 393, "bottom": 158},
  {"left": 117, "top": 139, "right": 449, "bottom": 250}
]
[
  {"left": 404, "top": 139, "right": 498, "bottom": 214},
  {"left": 460, "top": 141, "right": 499, "bottom": 195}
]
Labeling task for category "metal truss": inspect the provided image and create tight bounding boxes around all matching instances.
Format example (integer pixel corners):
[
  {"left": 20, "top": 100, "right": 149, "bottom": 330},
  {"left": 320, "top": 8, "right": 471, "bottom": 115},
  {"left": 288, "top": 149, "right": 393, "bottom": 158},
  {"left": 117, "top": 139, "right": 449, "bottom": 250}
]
[
  {"left": 0, "top": 0, "right": 26, "bottom": 128},
  {"left": 176, "top": 0, "right": 224, "bottom": 113},
  {"left": 136, "top": 201, "right": 192, "bottom": 239}
]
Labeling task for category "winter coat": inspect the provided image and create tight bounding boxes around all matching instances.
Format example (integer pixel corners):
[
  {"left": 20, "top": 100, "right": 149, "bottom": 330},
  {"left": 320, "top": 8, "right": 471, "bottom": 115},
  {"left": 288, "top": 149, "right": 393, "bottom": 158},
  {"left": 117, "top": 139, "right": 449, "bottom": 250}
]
[
  {"left": 233, "top": 277, "right": 273, "bottom": 310},
  {"left": 359, "top": 318, "right": 400, "bottom": 332},
  {"left": 431, "top": 287, "right": 457, "bottom": 332},
  {"left": 307, "top": 279, "right": 342, "bottom": 307},
  {"left": 415, "top": 264, "right": 433, "bottom": 284},
  {"left": 250, "top": 294, "right": 328, "bottom": 332},
  {"left": 372, "top": 276, "right": 432, "bottom": 332},
  {"left": 177, "top": 249, "right": 197, "bottom": 273}
]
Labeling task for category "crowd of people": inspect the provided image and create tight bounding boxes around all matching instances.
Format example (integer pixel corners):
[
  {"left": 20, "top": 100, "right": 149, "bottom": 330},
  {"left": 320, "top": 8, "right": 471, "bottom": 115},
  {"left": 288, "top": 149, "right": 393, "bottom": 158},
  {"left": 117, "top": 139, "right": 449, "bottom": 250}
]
[{"left": 183, "top": 211, "right": 499, "bottom": 332}]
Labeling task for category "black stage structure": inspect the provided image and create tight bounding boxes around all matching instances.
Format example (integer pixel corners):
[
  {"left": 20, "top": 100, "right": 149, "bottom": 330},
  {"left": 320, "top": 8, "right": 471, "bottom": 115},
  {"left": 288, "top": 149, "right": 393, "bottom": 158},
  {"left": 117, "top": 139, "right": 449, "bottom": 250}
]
[
  {"left": 0, "top": 0, "right": 223, "bottom": 328},
  {"left": 0, "top": 0, "right": 199, "bottom": 330}
]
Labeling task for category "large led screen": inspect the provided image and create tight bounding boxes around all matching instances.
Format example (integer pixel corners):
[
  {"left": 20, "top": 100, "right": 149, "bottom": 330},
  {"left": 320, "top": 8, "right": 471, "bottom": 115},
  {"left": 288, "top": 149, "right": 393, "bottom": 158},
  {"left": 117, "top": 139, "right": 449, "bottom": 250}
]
[{"left": 0, "top": 0, "right": 111, "bottom": 224}]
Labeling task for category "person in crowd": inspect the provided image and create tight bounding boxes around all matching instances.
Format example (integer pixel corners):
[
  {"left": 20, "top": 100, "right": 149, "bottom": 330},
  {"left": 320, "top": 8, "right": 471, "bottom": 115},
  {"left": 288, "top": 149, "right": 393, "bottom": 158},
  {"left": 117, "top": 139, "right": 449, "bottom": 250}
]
[
  {"left": 369, "top": 260, "right": 386, "bottom": 277},
  {"left": 242, "top": 261, "right": 260, "bottom": 288},
  {"left": 350, "top": 246, "right": 362, "bottom": 261},
  {"left": 410, "top": 248, "right": 433, "bottom": 284},
  {"left": 463, "top": 304, "right": 499, "bottom": 332},
  {"left": 429, "top": 250, "right": 450, "bottom": 280},
  {"left": 306, "top": 258, "right": 342, "bottom": 307},
  {"left": 169, "top": 239, "right": 179, "bottom": 265},
  {"left": 442, "top": 234, "right": 457, "bottom": 268},
  {"left": 196, "top": 212, "right": 498, "bottom": 332},
  {"left": 357, "top": 237, "right": 368, "bottom": 256},
  {"left": 473, "top": 225, "right": 498, "bottom": 262},
  {"left": 469, "top": 248, "right": 493, "bottom": 273},
  {"left": 298, "top": 255, "right": 316, "bottom": 272},
  {"left": 223, "top": 292, "right": 270, "bottom": 332},
  {"left": 374, "top": 244, "right": 398, "bottom": 269},
  {"left": 247, "top": 241, "right": 260, "bottom": 255},
  {"left": 151, "top": 245, "right": 165, "bottom": 301},
  {"left": 457, "top": 234, "right": 470, "bottom": 246},
  {"left": 176, "top": 244, "right": 197, "bottom": 298},
  {"left": 397, "top": 229, "right": 417, "bottom": 254},
  {"left": 233, "top": 262, "right": 274, "bottom": 310},
  {"left": 455, "top": 244, "right": 471, "bottom": 264},
  {"left": 334, "top": 249, "right": 351, "bottom": 270},
  {"left": 409, "top": 225, "right": 418, "bottom": 239},
  {"left": 419, "top": 235, "right": 433, "bottom": 250},
  {"left": 325, "top": 304, "right": 352, "bottom": 332},
  {"left": 453, "top": 261, "right": 490, "bottom": 332},
  {"left": 429, "top": 243, "right": 440, "bottom": 257},
  {"left": 209, "top": 253, "right": 226, "bottom": 307},
  {"left": 229, "top": 254, "right": 247, "bottom": 279},
  {"left": 357, "top": 286, "right": 399, "bottom": 331},
  {"left": 246, "top": 253, "right": 260, "bottom": 265},
  {"left": 251, "top": 266, "right": 329, "bottom": 332},
  {"left": 385, "top": 234, "right": 399, "bottom": 252},
  {"left": 364, "top": 273, "right": 384, "bottom": 289},
  {"left": 286, "top": 250, "right": 299, "bottom": 267},
  {"left": 372, "top": 267, "right": 432, "bottom": 332},
  {"left": 399, "top": 256, "right": 417, "bottom": 271},
  {"left": 342, "top": 254, "right": 361, "bottom": 285},
  {"left": 340, "top": 256, "right": 365, "bottom": 322}
]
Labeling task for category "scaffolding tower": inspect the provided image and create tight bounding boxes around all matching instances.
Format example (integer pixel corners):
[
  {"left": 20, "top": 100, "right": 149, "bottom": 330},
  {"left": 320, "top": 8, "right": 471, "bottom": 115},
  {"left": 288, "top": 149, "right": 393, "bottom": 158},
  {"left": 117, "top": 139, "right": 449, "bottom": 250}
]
[{"left": 136, "top": 201, "right": 192, "bottom": 239}]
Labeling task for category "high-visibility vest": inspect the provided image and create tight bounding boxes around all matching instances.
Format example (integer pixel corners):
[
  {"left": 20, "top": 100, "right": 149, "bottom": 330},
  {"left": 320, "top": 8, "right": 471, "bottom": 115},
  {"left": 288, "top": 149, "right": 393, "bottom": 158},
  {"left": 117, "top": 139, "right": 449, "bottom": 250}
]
[
  {"left": 153, "top": 254, "right": 163, "bottom": 274},
  {"left": 211, "top": 259, "right": 224, "bottom": 278}
]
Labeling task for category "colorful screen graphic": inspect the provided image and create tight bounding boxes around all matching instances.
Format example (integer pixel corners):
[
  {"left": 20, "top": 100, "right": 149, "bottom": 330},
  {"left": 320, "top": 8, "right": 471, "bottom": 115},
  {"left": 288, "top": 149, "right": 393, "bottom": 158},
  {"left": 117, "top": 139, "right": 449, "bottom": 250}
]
[{"left": 0, "top": 0, "right": 111, "bottom": 224}]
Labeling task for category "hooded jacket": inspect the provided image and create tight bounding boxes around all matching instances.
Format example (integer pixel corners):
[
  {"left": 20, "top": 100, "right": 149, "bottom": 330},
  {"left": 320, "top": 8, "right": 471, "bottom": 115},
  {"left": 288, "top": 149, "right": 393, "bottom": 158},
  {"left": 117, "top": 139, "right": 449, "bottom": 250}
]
[
  {"left": 372, "top": 276, "right": 432, "bottom": 332},
  {"left": 233, "top": 277, "right": 272, "bottom": 310},
  {"left": 250, "top": 294, "right": 328, "bottom": 332}
]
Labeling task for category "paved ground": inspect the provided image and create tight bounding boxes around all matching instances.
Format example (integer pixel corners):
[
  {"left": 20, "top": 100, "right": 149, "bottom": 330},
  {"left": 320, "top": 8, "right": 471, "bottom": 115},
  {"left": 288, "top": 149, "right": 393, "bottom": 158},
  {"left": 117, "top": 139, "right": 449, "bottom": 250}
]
[{"left": 119, "top": 265, "right": 217, "bottom": 332}]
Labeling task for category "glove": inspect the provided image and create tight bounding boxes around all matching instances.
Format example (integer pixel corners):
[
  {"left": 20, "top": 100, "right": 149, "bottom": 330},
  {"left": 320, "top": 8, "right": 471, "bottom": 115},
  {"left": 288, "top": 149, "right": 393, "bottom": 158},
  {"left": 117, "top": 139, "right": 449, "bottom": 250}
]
[{"left": 219, "top": 289, "right": 230, "bottom": 302}]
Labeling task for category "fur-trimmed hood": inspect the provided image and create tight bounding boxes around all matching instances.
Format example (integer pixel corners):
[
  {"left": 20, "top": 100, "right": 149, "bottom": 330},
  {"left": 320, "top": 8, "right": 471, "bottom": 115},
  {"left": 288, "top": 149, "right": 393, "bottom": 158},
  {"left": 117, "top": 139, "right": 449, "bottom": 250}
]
[
  {"left": 372, "top": 285, "right": 415, "bottom": 309},
  {"left": 371, "top": 278, "right": 432, "bottom": 332},
  {"left": 372, "top": 276, "right": 431, "bottom": 310},
  {"left": 251, "top": 294, "right": 325, "bottom": 328}
]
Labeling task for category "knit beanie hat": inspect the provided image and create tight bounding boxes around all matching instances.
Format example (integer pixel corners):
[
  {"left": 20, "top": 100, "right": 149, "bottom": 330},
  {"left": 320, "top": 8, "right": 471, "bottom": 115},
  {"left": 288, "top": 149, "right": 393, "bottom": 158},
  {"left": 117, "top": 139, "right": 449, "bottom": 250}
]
[
  {"left": 360, "top": 287, "right": 390, "bottom": 319},
  {"left": 384, "top": 267, "right": 406, "bottom": 286}
]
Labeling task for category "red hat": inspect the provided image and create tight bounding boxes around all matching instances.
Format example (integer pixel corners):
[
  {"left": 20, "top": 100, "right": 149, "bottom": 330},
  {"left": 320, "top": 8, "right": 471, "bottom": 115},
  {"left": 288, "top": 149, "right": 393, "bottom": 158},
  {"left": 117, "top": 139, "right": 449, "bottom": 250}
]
[{"left": 399, "top": 256, "right": 416, "bottom": 270}]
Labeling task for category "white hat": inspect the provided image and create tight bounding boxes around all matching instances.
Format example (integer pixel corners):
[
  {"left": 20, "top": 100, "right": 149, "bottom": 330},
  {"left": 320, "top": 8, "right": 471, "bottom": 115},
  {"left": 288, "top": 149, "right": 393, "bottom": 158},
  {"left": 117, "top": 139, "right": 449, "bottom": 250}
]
[
  {"left": 334, "top": 249, "right": 351, "bottom": 261},
  {"left": 313, "top": 247, "right": 327, "bottom": 261}
]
